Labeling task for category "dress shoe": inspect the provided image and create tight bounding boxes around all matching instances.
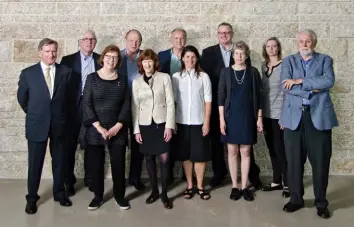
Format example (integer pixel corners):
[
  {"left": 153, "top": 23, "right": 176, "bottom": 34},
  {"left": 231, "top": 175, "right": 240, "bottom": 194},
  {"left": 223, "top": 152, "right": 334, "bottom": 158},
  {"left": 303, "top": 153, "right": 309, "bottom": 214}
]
[
  {"left": 129, "top": 180, "right": 145, "bottom": 191},
  {"left": 261, "top": 183, "right": 283, "bottom": 191},
  {"left": 116, "top": 198, "right": 130, "bottom": 210},
  {"left": 243, "top": 188, "right": 255, "bottom": 201},
  {"left": 54, "top": 197, "right": 73, "bottom": 207},
  {"left": 283, "top": 202, "right": 304, "bottom": 213},
  {"left": 161, "top": 195, "right": 173, "bottom": 209},
  {"left": 317, "top": 208, "right": 331, "bottom": 219},
  {"left": 209, "top": 176, "right": 224, "bottom": 187},
  {"left": 25, "top": 202, "right": 37, "bottom": 215},
  {"left": 65, "top": 186, "right": 76, "bottom": 197},
  {"left": 88, "top": 197, "right": 103, "bottom": 211},
  {"left": 146, "top": 192, "right": 160, "bottom": 204},
  {"left": 230, "top": 188, "right": 242, "bottom": 201}
]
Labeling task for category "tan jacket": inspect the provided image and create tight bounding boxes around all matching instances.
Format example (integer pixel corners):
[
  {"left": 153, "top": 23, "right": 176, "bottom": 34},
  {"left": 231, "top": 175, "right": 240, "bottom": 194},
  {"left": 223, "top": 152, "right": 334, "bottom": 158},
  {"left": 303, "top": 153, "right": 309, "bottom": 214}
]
[{"left": 131, "top": 72, "right": 175, "bottom": 134}]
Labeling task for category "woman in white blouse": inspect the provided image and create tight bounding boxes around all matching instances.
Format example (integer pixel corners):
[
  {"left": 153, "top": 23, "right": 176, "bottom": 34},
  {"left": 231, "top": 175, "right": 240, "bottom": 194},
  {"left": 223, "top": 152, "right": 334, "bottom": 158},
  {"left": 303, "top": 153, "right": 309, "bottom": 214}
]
[{"left": 172, "top": 45, "right": 212, "bottom": 200}]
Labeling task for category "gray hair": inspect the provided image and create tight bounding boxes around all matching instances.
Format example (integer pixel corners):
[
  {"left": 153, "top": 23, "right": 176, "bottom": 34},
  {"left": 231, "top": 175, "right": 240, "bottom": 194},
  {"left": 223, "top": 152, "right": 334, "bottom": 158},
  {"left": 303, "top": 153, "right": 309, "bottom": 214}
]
[
  {"left": 38, "top": 38, "right": 58, "bottom": 51},
  {"left": 297, "top": 29, "right": 317, "bottom": 47},
  {"left": 171, "top": 28, "right": 187, "bottom": 39},
  {"left": 81, "top": 29, "right": 97, "bottom": 40}
]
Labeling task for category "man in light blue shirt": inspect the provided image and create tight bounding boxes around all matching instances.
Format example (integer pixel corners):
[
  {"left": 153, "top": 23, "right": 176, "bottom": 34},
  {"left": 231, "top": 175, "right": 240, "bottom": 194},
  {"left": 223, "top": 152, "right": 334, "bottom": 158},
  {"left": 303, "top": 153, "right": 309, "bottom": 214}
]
[{"left": 117, "top": 29, "right": 145, "bottom": 191}]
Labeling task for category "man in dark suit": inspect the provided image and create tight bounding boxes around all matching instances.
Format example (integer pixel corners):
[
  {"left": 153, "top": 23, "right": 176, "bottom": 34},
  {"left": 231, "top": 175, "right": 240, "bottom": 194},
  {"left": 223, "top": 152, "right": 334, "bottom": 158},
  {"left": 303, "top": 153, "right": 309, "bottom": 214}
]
[
  {"left": 200, "top": 22, "right": 262, "bottom": 189},
  {"left": 60, "top": 30, "right": 101, "bottom": 196},
  {"left": 158, "top": 28, "right": 187, "bottom": 184},
  {"left": 117, "top": 29, "right": 145, "bottom": 191},
  {"left": 280, "top": 29, "right": 338, "bottom": 219},
  {"left": 17, "top": 38, "right": 73, "bottom": 215}
]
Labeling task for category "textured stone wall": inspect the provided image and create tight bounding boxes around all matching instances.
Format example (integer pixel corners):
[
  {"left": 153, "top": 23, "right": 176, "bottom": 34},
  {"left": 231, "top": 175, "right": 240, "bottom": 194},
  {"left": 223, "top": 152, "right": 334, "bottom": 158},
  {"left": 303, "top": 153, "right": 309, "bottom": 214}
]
[{"left": 0, "top": 0, "right": 353, "bottom": 178}]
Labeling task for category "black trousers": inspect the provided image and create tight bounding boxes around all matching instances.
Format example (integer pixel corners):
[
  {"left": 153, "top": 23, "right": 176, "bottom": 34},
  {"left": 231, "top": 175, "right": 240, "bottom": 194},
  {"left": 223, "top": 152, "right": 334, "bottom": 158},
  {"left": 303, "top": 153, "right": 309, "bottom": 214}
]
[
  {"left": 128, "top": 125, "right": 144, "bottom": 183},
  {"left": 86, "top": 143, "right": 126, "bottom": 200},
  {"left": 210, "top": 116, "right": 261, "bottom": 184},
  {"left": 284, "top": 110, "right": 332, "bottom": 209},
  {"left": 65, "top": 98, "right": 90, "bottom": 186},
  {"left": 26, "top": 134, "right": 67, "bottom": 202},
  {"left": 263, "top": 117, "right": 288, "bottom": 186}
]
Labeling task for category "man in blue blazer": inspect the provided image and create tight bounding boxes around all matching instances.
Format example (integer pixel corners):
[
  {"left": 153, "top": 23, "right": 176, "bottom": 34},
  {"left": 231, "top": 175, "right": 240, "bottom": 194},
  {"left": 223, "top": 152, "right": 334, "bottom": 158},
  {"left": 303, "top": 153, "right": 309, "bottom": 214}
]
[
  {"left": 158, "top": 28, "right": 187, "bottom": 183},
  {"left": 60, "top": 30, "right": 101, "bottom": 196},
  {"left": 280, "top": 29, "right": 338, "bottom": 219},
  {"left": 17, "top": 38, "right": 73, "bottom": 214}
]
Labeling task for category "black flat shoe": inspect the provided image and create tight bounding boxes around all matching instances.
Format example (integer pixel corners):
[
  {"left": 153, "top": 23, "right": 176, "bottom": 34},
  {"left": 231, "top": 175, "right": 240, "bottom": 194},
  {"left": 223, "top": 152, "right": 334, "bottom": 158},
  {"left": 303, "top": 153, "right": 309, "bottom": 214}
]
[
  {"left": 261, "top": 183, "right": 283, "bottom": 191},
  {"left": 146, "top": 192, "right": 159, "bottom": 204},
  {"left": 161, "top": 196, "right": 173, "bottom": 209},
  {"left": 317, "top": 208, "right": 331, "bottom": 219},
  {"left": 25, "top": 202, "right": 37, "bottom": 215},
  {"left": 283, "top": 202, "right": 304, "bottom": 213},
  {"left": 230, "top": 188, "right": 242, "bottom": 201},
  {"left": 243, "top": 188, "right": 255, "bottom": 201},
  {"left": 54, "top": 196, "right": 72, "bottom": 207},
  {"left": 282, "top": 187, "right": 290, "bottom": 198}
]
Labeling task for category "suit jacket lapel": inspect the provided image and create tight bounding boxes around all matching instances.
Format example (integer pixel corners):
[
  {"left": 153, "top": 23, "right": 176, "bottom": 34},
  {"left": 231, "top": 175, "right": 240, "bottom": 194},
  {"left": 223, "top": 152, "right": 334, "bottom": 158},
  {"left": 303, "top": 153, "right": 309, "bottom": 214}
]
[
  {"left": 53, "top": 63, "right": 64, "bottom": 97},
  {"left": 305, "top": 51, "right": 319, "bottom": 77},
  {"left": 214, "top": 44, "right": 226, "bottom": 68},
  {"left": 93, "top": 52, "right": 101, "bottom": 71},
  {"left": 35, "top": 63, "right": 51, "bottom": 98},
  {"left": 74, "top": 51, "right": 81, "bottom": 74},
  {"left": 295, "top": 53, "right": 306, "bottom": 78}
]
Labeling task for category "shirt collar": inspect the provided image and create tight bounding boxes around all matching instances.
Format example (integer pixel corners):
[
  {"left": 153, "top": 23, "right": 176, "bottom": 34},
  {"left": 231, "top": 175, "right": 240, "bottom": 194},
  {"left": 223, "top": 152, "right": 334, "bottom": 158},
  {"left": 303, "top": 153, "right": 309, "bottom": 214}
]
[
  {"left": 219, "top": 43, "right": 233, "bottom": 52},
  {"left": 124, "top": 48, "right": 140, "bottom": 61},
  {"left": 183, "top": 69, "right": 196, "bottom": 76},
  {"left": 40, "top": 61, "right": 55, "bottom": 71},
  {"left": 80, "top": 51, "right": 93, "bottom": 61}
]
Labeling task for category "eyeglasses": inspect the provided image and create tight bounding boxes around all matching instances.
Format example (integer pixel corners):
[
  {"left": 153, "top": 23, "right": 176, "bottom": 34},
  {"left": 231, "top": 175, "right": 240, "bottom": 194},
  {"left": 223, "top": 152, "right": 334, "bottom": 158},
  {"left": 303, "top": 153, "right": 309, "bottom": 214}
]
[
  {"left": 218, "top": 31, "right": 233, "bottom": 36},
  {"left": 104, "top": 55, "right": 119, "bottom": 61},
  {"left": 81, "top": 38, "right": 96, "bottom": 42}
]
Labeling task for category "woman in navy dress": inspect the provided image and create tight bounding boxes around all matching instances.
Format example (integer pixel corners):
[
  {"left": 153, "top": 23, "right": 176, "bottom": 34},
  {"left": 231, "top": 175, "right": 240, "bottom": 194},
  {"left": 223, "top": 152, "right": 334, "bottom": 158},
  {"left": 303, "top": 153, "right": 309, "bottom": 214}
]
[{"left": 218, "top": 41, "right": 263, "bottom": 201}]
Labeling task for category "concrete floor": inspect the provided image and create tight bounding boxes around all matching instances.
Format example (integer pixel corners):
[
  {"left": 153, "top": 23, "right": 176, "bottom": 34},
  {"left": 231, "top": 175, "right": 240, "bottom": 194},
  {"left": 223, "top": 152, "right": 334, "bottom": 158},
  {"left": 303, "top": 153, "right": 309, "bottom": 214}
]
[{"left": 1, "top": 176, "right": 354, "bottom": 227}]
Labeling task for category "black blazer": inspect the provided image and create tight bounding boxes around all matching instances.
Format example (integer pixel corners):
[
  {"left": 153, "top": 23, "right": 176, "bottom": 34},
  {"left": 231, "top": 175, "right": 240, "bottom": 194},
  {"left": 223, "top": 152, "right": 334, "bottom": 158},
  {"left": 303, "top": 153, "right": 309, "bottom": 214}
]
[
  {"left": 17, "top": 63, "right": 72, "bottom": 142},
  {"left": 218, "top": 66, "right": 263, "bottom": 120},
  {"left": 60, "top": 51, "right": 101, "bottom": 110}
]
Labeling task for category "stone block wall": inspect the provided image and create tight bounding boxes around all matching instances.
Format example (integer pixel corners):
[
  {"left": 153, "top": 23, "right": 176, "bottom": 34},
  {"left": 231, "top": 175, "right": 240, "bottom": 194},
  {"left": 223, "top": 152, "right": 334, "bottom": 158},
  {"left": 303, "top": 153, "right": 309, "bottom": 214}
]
[{"left": 0, "top": 0, "right": 353, "bottom": 178}]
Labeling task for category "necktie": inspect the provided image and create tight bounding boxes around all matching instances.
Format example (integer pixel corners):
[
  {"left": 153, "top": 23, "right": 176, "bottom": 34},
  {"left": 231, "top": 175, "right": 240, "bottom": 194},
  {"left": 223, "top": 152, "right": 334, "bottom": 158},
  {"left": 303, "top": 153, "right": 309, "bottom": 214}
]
[{"left": 44, "top": 67, "right": 51, "bottom": 94}]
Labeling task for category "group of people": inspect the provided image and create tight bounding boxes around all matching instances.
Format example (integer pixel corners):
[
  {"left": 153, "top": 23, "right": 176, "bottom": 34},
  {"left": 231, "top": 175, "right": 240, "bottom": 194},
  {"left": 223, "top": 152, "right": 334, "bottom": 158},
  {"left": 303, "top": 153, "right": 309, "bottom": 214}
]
[{"left": 17, "top": 22, "right": 338, "bottom": 220}]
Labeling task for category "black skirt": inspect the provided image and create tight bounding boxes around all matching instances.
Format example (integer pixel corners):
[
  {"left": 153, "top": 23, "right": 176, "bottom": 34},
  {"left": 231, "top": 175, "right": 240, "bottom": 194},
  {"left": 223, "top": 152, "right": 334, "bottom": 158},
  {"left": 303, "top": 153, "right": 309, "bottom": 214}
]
[
  {"left": 139, "top": 122, "right": 170, "bottom": 155},
  {"left": 174, "top": 124, "right": 211, "bottom": 162}
]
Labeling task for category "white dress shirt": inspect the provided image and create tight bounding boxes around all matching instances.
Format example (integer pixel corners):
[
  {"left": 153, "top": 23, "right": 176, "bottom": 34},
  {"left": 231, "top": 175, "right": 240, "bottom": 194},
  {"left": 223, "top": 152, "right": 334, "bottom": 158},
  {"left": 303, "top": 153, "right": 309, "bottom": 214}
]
[
  {"left": 172, "top": 70, "right": 212, "bottom": 125},
  {"left": 40, "top": 61, "right": 56, "bottom": 98}
]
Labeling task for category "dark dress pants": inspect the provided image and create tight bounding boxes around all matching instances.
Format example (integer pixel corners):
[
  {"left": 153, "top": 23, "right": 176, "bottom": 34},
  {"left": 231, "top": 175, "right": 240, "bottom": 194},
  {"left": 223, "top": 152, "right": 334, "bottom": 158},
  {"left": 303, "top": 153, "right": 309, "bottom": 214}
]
[
  {"left": 263, "top": 117, "right": 288, "bottom": 186},
  {"left": 86, "top": 143, "right": 126, "bottom": 200},
  {"left": 284, "top": 110, "right": 332, "bottom": 209},
  {"left": 128, "top": 124, "right": 144, "bottom": 183},
  {"left": 65, "top": 98, "right": 90, "bottom": 187},
  {"left": 26, "top": 132, "right": 67, "bottom": 202}
]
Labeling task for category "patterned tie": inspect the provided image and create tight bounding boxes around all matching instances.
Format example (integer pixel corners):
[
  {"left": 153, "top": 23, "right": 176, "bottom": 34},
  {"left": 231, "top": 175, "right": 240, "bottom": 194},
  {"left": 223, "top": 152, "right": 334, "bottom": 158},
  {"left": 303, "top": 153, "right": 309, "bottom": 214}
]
[{"left": 44, "top": 67, "right": 51, "bottom": 94}]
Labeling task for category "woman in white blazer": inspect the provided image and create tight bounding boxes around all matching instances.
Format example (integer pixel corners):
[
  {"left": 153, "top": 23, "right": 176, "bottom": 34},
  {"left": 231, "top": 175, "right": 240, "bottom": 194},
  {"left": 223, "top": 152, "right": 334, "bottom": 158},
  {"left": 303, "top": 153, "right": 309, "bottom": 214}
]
[{"left": 131, "top": 49, "right": 175, "bottom": 209}]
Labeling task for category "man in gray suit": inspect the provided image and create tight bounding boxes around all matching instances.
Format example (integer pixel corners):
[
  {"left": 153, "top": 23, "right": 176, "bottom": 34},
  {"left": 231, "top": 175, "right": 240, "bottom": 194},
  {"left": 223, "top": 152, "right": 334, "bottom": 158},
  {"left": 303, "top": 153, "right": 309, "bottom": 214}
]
[{"left": 279, "top": 29, "right": 338, "bottom": 219}]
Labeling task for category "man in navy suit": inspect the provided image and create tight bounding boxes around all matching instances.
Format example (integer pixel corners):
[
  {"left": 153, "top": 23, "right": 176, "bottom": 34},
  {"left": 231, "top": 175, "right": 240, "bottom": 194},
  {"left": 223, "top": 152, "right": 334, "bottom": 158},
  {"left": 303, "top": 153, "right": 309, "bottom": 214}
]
[
  {"left": 158, "top": 28, "right": 187, "bottom": 183},
  {"left": 280, "top": 29, "right": 338, "bottom": 219},
  {"left": 200, "top": 22, "right": 262, "bottom": 189},
  {"left": 17, "top": 38, "right": 73, "bottom": 214},
  {"left": 60, "top": 30, "right": 101, "bottom": 196},
  {"left": 117, "top": 29, "right": 145, "bottom": 191}
]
